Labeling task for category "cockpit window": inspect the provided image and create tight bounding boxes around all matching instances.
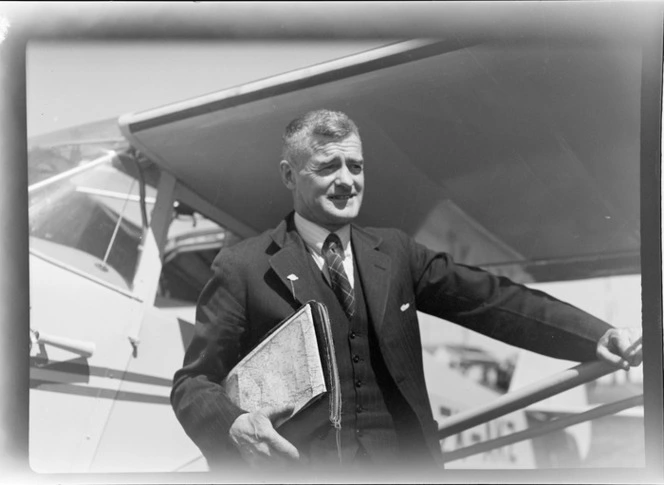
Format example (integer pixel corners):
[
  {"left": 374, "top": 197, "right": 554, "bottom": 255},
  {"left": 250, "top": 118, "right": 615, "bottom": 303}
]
[
  {"left": 158, "top": 210, "right": 242, "bottom": 304},
  {"left": 28, "top": 147, "right": 155, "bottom": 291}
]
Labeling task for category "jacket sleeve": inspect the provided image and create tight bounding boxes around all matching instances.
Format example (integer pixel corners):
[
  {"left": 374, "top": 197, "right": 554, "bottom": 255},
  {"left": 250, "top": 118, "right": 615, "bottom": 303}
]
[
  {"left": 400, "top": 231, "right": 613, "bottom": 362},
  {"left": 170, "top": 248, "right": 248, "bottom": 468}
]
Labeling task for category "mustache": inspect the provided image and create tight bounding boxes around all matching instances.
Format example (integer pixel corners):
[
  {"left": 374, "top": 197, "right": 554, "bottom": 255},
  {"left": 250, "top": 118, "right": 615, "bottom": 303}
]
[
  {"left": 328, "top": 190, "right": 359, "bottom": 196},
  {"left": 327, "top": 193, "right": 358, "bottom": 198}
]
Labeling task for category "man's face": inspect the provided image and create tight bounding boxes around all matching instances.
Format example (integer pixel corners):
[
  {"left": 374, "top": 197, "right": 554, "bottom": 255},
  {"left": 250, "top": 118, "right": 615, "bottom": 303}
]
[{"left": 282, "top": 133, "right": 364, "bottom": 231}]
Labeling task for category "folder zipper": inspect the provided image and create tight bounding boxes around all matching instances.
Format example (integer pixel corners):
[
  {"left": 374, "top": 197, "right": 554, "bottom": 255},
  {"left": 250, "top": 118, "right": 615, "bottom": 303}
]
[{"left": 315, "top": 302, "right": 343, "bottom": 464}]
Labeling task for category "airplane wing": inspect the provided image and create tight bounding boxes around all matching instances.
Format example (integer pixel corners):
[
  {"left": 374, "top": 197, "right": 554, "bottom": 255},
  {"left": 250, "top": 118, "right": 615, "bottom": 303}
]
[{"left": 117, "top": 30, "right": 642, "bottom": 285}]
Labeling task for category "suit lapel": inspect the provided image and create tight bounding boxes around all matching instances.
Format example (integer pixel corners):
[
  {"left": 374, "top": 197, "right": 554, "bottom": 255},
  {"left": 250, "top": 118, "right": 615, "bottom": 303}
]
[
  {"left": 268, "top": 216, "right": 323, "bottom": 308},
  {"left": 351, "top": 226, "right": 392, "bottom": 333},
  {"left": 268, "top": 216, "right": 394, "bottom": 326}
]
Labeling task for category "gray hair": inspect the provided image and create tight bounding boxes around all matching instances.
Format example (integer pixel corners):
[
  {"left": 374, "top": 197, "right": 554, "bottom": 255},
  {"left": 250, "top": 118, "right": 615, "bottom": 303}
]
[{"left": 281, "top": 110, "right": 360, "bottom": 165}]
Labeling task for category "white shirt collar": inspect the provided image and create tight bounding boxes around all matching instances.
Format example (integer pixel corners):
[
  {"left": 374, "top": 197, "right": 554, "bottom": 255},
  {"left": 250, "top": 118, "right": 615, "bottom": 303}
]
[
  {"left": 293, "top": 212, "right": 355, "bottom": 288},
  {"left": 293, "top": 212, "right": 352, "bottom": 257}
]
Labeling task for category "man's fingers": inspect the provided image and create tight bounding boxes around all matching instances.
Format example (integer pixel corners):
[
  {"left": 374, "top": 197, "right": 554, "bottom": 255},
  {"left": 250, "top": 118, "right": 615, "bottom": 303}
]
[
  {"left": 626, "top": 335, "right": 642, "bottom": 353},
  {"left": 264, "top": 429, "right": 301, "bottom": 461},
  {"left": 243, "top": 432, "right": 300, "bottom": 468},
  {"left": 229, "top": 411, "right": 301, "bottom": 467},
  {"left": 612, "top": 331, "right": 643, "bottom": 366},
  {"left": 597, "top": 328, "right": 643, "bottom": 369},
  {"left": 627, "top": 347, "right": 643, "bottom": 366},
  {"left": 262, "top": 404, "right": 295, "bottom": 426},
  {"left": 612, "top": 332, "right": 635, "bottom": 355},
  {"left": 624, "top": 335, "right": 643, "bottom": 365},
  {"left": 597, "top": 345, "right": 629, "bottom": 369}
]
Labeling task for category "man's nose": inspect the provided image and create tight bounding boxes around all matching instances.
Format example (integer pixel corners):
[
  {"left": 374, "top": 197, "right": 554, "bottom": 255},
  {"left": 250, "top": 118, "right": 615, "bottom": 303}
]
[{"left": 335, "top": 164, "right": 353, "bottom": 187}]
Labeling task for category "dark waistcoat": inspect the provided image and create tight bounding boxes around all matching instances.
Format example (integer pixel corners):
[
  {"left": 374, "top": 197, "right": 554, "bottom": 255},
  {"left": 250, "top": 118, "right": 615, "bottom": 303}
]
[{"left": 284, "top": 253, "right": 434, "bottom": 468}]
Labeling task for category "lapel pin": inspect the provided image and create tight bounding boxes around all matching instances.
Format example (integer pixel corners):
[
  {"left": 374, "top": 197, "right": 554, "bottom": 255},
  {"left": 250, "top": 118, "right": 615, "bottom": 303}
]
[
  {"left": 400, "top": 303, "right": 410, "bottom": 312},
  {"left": 287, "top": 274, "right": 299, "bottom": 300}
]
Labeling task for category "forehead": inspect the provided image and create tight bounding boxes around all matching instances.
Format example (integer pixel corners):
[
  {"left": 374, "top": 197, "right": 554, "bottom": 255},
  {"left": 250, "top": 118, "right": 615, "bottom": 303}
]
[{"left": 308, "top": 134, "right": 363, "bottom": 159}]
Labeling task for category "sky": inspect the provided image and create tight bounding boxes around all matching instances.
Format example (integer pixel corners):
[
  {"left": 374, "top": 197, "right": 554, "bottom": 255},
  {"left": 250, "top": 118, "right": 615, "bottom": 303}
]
[{"left": 26, "top": 40, "right": 391, "bottom": 138}]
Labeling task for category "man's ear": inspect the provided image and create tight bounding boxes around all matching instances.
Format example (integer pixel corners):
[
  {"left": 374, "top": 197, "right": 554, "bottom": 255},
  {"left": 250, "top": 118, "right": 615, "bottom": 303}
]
[{"left": 279, "top": 160, "right": 296, "bottom": 190}]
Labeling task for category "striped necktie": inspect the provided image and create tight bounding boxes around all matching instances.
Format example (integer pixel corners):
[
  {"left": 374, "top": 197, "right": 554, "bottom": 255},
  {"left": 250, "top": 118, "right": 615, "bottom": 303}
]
[{"left": 322, "top": 233, "right": 355, "bottom": 320}]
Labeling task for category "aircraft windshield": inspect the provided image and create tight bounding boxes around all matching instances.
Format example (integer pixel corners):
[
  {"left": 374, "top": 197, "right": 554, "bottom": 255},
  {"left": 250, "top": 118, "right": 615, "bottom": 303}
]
[
  {"left": 28, "top": 147, "right": 154, "bottom": 291},
  {"left": 158, "top": 210, "right": 242, "bottom": 303}
]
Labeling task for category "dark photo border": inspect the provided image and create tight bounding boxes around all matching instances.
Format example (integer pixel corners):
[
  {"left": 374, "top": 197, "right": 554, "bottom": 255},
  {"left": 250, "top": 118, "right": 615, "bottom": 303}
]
[{"left": 1, "top": 2, "right": 662, "bottom": 484}]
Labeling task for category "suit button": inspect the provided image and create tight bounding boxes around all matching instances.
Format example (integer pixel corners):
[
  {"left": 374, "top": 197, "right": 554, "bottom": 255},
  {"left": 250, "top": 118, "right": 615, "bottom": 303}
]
[
  {"left": 356, "top": 405, "right": 364, "bottom": 413},
  {"left": 353, "top": 355, "right": 360, "bottom": 363},
  {"left": 349, "top": 332, "right": 356, "bottom": 339},
  {"left": 355, "top": 380, "right": 362, "bottom": 388},
  {"left": 356, "top": 428, "right": 363, "bottom": 437}
]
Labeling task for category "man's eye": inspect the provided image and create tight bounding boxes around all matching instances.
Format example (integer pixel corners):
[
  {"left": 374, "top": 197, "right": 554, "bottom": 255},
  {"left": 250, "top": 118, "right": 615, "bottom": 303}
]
[{"left": 349, "top": 164, "right": 363, "bottom": 174}]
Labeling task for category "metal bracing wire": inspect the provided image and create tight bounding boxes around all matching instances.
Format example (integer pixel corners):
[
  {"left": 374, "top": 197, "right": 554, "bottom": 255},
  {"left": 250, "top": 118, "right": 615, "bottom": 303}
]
[
  {"left": 438, "top": 360, "right": 621, "bottom": 440},
  {"left": 442, "top": 394, "right": 643, "bottom": 463}
]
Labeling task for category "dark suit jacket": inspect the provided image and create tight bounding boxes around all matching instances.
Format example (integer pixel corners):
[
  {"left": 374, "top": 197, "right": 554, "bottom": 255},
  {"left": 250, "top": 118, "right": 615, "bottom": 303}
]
[{"left": 171, "top": 213, "right": 612, "bottom": 467}]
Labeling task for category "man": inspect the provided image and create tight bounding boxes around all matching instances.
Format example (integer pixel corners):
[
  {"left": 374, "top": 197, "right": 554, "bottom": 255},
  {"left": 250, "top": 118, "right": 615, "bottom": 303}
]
[{"left": 171, "top": 110, "right": 642, "bottom": 475}]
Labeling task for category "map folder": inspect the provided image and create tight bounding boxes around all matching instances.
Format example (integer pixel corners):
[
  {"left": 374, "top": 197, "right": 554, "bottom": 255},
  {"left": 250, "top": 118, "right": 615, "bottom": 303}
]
[{"left": 222, "top": 301, "right": 341, "bottom": 430}]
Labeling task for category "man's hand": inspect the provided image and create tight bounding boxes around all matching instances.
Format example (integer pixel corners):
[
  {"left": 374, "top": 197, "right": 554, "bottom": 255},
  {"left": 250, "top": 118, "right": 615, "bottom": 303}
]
[
  {"left": 229, "top": 406, "right": 301, "bottom": 468},
  {"left": 596, "top": 327, "right": 643, "bottom": 369}
]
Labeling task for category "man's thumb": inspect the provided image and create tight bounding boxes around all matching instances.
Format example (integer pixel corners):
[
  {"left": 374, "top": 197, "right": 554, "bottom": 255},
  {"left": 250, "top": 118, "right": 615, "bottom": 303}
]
[{"left": 262, "top": 404, "right": 295, "bottom": 426}]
